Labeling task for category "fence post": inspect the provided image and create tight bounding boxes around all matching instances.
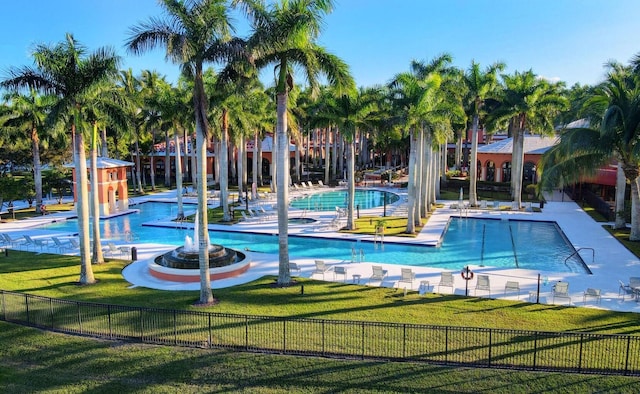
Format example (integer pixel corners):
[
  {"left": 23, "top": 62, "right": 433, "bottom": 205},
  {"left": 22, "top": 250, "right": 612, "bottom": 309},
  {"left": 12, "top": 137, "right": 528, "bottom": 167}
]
[
  {"left": 77, "top": 303, "right": 82, "bottom": 334},
  {"left": 322, "top": 320, "right": 325, "bottom": 355},
  {"left": 25, "top": 293, "right": 30, "bottom": 325},
  {"left": 49, "top": 298, "right": 54, "bottom": 329},
  {"left": 173, "top": 310, "right": 178, "bottom": 346},
  {"left": 625, "top": 336, "right": 631, "bottom": 375},
  {"left": 283, "top": 320, "right": 286, "bottom": 353},
  {"left": 578, "top": 333, "right": 584, "bottom": 372},
  {"left": 445, "top": 327, "right": 449, "bottom": 363},
  {"left": 108, "top": 305, "right": 112, "bottom": 340},
  {"left": 403, "top": 324, "right": 406, "bottom": 359},
  {"left": 488, "top": 329, "right": 492, "bottom": 367},
  {"left": 208, "top": 314, "right": 212, "bottom": 348},
  {"left": 139, "top": 309, "right": 143, "bottom": 341},
  {"left": 1, "top": 291, "right": 5, "bottom": 321},
  {"left": 245, "top": 316, "right": 249, "bottom": 350},
  {"left": 533, "top": 332, "right": 538, "bottom": 370},
  {"left": 361, "top": 321, "right": 365, "bottom": 359}
]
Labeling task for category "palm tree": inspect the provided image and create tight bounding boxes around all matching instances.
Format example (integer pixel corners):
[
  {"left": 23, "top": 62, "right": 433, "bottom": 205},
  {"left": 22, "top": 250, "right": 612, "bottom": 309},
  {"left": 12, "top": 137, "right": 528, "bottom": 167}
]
[
  {"left": 489, "top": 70, "right": 568, "bottom": 208},
  {"left": 242, "top": 0, "right": 354, "bottom": 286},
  {"left": 461, "top": 61, "right": 505, "bottom": 207},
  {"left": 540, "top": 61, "right": 640, "bottom": 239},
  {"left": 1, "top": 90, "right": 58, "bottom": 214},
  {"left": 1, "top": 33, "right": 120, "bottom": 284},
  {"left": 127, "top": 0, "right": 245, "bottom": 305}
]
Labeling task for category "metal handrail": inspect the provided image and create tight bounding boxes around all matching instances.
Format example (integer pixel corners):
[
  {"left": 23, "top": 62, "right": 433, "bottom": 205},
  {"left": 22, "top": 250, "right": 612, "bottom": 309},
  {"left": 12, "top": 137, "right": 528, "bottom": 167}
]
[{"left": 565, "top": 247, "right": 595, "bottom": 264}]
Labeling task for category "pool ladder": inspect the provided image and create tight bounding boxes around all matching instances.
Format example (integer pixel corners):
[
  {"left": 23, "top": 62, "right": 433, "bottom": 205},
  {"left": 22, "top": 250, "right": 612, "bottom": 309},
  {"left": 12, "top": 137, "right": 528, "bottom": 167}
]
[{"left": 564, "top": 247, "right": 594, "bottom": 272}]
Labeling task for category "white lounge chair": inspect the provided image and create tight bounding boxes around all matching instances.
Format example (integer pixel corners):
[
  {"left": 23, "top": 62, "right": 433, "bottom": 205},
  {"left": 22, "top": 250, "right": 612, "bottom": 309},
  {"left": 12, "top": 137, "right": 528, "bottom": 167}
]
[
  {"left": 103, "top": 242, "right": 123, "bottom": 258},
  {"left": 552, "top": 281, "right": 571, "bottom": 304},
  {"left": 397, "top": 268, "right": 416, "bottom": 289},
  {"left": 474, "top": 274, "right": 491, "bottom": 296},
  {"left": 289, "top": 262, "right": 301, "bottom": 276},
  {"left": 312, "top": 260, "right": 330, "bottom": 279},
  {"left": 2, "top": 233, "right": 21, "bottom": 247},
  {"left": 504, "top": 281, "right": 520, "bottom": 299},
  {"left": 333, "top": 266, "right": 348, "bottom": 282},
  {"left": 20, "top": 235, "right": 37, "bottom": 251},
  {"left": 51, "top": 237, "right": 73, "bottom": 253},
  {"left": 438, "top": 272, "right": 454, "bottom": 293},
  {"left": 369, "top": 265, "right": 388, "bottom": 284}
]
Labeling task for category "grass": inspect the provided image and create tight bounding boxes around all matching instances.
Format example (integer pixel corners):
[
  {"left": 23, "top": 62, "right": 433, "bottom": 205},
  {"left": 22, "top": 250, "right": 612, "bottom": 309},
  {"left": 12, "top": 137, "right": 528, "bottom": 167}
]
[
  {"left": 3, "top": 322, "right": 640, "bottom": 393},
  {"left": 2, "top": 252, "right": 640, "bottom": 391}
]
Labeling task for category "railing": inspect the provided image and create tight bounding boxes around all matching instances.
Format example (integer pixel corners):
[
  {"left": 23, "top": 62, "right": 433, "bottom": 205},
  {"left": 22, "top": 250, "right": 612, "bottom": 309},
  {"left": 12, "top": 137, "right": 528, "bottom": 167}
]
[{"left": 1, "top": 290, "right": 639, "bottom": 376}]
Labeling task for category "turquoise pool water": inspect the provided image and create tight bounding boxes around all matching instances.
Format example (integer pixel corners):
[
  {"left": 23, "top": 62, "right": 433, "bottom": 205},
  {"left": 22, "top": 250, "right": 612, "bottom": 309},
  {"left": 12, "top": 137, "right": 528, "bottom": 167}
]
[
  {"left": 42, "top": 202, "right": 587, "bottom": 273},
  {"left": 289, "top": 189, "right": 400, "bottom": 211}
]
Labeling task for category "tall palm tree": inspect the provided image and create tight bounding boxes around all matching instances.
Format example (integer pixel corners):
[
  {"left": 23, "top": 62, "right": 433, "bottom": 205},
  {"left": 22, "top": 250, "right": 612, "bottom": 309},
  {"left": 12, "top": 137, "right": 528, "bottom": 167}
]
[
  {"left": 1, "top": 33, "right": 120, "bottom": 284},
  {"left": 461, "top": 61, "right": 505, "bottom": 207},
  {"left": 540, "top": 61, "right": 640, "bottom": 239},
  {"left": 1, "top": 90, "right": 58, "bottom": 214},
  {"left": 489, "top": 70, "right": 568, "bottom": 208},
  {"left": 117, "top": 69, "right": 146, "bottom": 193},
  {"left": 127, "top": 0, "right": 244, "bottom": 305},
  {"left": 242, "top": 0, "right": 354, "bottom": 286}
]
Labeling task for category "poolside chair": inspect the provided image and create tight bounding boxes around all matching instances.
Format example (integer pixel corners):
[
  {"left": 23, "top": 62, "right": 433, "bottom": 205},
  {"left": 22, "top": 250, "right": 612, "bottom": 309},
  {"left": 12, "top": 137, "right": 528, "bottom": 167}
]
[
  {"left": 68, "top": 239, "right": 80, "bottom": 250},
  {"left": 103, "top": 242, "right": 122, "bottom": 257},
  {"left": 369, "top": 265, "right": 388, "bottom": 284},
  {"left": 51, "top": 237, "right": 73, "bottom": 253},
  {"left": 397, "top": 268, "right": 416, "bottom": 289},
  {"left": 619, "top": 280, "right": 636, "bottom": 300},
  {"left": 583, "top": 288, "right": 601, "bottom": 305},
  {"left": 31, "top": 236, "right": 49, "bottom": 251},
  {"left": 3, "top": 233, "right": 22, "bottom": 247},
  {"left": 20, "top": 235, "right": 36, "bottom": 251},
  {"left": 289, "top": 262, "right": 301, "bottom": 276},
  {"left": 438, "top": 272, "right": 455, "bottom": 293},
  {"left": 333, "top": 266, "right": 348, "bottom": 282},
  {"left": 474, "top": 275, "right": 491, "bottom": 296},
  {"left": 312, "top": 260, "right": 330, "bottom": 279},
  {"left": 317, "top": 180, "right": 328, "bottom": 188},
  {"left": 480, "top": 200, "right": 488, "bottom": 209},
  {"left": 552, "top": 281, "right": 571, "bottom": 304},
  {"left": 504, "top": 281, "right": 521, "bottom": 299}
]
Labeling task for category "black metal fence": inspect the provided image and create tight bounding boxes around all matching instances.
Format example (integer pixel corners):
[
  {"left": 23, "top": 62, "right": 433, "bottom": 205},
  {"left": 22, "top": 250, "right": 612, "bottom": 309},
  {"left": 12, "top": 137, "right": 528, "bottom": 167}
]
[{"left": 2, "top": 290, "right": 639, "bottom": 376}]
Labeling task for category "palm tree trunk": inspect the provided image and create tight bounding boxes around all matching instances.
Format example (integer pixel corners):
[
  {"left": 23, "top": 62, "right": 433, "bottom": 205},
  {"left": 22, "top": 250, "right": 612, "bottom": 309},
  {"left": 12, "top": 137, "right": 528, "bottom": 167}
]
[
  {"left": 74, "top": 123, "right": 95, "bottom": 285},
  {"left": 276, "top": 91, "right": 291, "bottom": 286},
  {"left": 196, "top": 124, "right": 213, "bottom": 303},
  {"left": 252, "top": 132, "right": 259, "bottom": 198},
  {"left": 32, "top": 127, "right": 43, "bottom": 214},
  {"left": 346, "top": 139, "right": 355, "bottom": 230},
  {"left": 149, "top": 129, "right": 156, "bottom": 191},
  {"left": 469, "top": 114, "right": 480, "bottom": 206},
  {"left": 101, "top": 127, "right": 108, "bottom": 158},
  {"left": 220, "top": 110, "right": 230, "bottom": 221},
  {"left": 615, "top": 161, "right": 626, "bottom": 229},
  {"left": 324, "top": 127, "right": 331, "bottom": 184},
  {"left": 135, "top": 131, "right": 143, "bottom": 193},
  {"left": 406, "top": 129, "right": 417, "bottom": 234},
  {"left": 630, "top": 177, "right": 640, "bottom": 241},
  {"left": 90, "top": 123, "right": 104, "bottom": 264},
  {"left": 175, "top": 132, "right": 184, "bottom": 219},
  {"left": 164, "top": 130, "right": 171, "bottom": 187},
  {"left": 257, "top": 133, "right": 263, "bottom": 186},
  {"left": 332, "top": 127, "right": 338, "bottom": 181}
]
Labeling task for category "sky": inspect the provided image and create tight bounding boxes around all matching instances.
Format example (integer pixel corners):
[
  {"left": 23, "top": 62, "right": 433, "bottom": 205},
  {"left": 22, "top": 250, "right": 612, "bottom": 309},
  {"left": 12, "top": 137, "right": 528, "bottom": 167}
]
[{"left": 2, "top": 0, "right": 640, "bottom": 89}]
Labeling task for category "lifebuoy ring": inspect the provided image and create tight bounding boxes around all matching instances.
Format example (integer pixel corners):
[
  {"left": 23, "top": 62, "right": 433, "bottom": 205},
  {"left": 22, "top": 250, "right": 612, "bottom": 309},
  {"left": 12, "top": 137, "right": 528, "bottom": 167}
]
[{"left": 461, "top": 269, "right": 474, "bottom": 280}]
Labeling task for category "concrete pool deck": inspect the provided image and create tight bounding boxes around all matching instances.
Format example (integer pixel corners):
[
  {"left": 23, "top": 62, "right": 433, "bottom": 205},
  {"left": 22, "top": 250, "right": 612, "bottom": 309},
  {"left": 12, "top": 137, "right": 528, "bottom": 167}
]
[{"left": 2, "top": 188, "right": 640, "bottom": 313}]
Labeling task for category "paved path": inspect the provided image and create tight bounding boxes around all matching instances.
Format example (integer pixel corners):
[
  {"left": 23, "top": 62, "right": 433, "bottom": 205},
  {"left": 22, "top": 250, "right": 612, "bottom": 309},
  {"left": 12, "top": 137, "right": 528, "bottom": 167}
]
[{"left": 2, "top": 187, "right": 639, "bottom": 313}]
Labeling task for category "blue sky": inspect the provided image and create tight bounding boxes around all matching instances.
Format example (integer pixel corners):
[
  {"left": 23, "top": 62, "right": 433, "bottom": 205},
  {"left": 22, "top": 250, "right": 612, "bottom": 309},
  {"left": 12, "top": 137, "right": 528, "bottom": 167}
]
[{"left": 2, "top": 0, "right": 639, "bottom": 89}]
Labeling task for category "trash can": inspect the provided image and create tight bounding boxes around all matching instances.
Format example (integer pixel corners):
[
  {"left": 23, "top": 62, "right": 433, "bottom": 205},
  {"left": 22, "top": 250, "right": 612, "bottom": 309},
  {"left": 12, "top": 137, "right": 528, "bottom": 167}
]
[
  {"left": 539, "top": 200, "right": 545, "bottom": 209},
  {"left": 131, "top": 247, "right": 137, "bottom": 261}
]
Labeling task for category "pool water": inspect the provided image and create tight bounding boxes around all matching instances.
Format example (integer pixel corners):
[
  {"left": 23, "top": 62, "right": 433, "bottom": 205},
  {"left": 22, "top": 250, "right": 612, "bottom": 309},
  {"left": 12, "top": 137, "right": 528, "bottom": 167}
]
[
  {"left": 42, "top": 202, "right": 587, "bottom": 273},
  {"left": 289, "top": 189, "right": 400, "bottom": 211}
]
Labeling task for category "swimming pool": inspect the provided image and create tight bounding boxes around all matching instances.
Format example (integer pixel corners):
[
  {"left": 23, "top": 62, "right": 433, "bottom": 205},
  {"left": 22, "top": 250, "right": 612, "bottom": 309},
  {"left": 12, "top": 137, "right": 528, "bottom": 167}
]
[
  {"left": 289, "top": 189, "right": 400, "bottom": 211},
  {"left": 42, "top": 202, "right": 588, "bottom": 273}
]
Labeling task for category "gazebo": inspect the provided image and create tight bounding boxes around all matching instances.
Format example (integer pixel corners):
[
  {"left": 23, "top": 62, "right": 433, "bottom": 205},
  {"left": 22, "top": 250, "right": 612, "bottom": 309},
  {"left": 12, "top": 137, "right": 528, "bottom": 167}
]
[{"left": 68, "top": 158, "right": 134, "bottom": 217}]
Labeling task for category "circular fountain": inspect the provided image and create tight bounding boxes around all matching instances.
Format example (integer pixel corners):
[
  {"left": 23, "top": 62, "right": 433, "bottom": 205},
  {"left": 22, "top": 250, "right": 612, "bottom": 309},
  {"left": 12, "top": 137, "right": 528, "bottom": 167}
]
[{"left": 148, "top": 214, "right": 250, "bottom": 282}]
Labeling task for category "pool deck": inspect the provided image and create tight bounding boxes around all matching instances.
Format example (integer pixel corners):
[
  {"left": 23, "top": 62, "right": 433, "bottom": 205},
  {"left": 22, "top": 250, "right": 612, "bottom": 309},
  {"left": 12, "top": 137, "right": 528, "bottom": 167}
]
[{"left": 2, "top": 187, "right": 640, "bottom": 313}]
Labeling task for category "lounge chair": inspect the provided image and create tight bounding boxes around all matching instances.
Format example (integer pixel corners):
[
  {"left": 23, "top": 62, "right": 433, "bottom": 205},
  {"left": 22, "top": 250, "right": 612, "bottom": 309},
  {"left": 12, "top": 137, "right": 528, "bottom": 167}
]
[
  {"left": 68, "top": 239, "right": 80, "bottom": 250},
  {"left": 438, "top": 272, "right": 455, "bottom": 293},
  {"left": 583, "top": 288, "right": 601, "bottom": 304},
  {"left": 397, "top": 268, "right": 416, "bottom": 289},
  {"left": 3, "top": 233, "right": 22, "bottom": 247},
  {"left": 289, "top": 262, "right": 301, "bottom": 276},
  {"left": 619, "top": 280, "right": 636, "bottom": 300},
  {"left": 317, "top": 180, "right": 328, "bottom": 188},
  {"left": 369, "top": 265, "right": 388, "bottom": 284},
  {"left": 552, "top": 281, "right": 571, "bottom": 304},
  {"left": 504, "top": 281, "right": 520, "bottom": 299},
  {"left": 30, "top": 236, "right": 49, "bottom": 251},
  {"left": 474, "top": 274, "right": 491, "bottom": 296},
  {"left": 51, "top": 237, "right": 74, "bottom": 253},
  {"left": 333, "top": 266, "right": 348, "bottom": 282},
  {"left": 103, "top": 242, "right": 122, "bottom": 258},
  {"left": 312, "top": 260, "right": 330, "bottom": 279},
  {"left": 20, "top": 235, "right": 36, "bottom": 251}
]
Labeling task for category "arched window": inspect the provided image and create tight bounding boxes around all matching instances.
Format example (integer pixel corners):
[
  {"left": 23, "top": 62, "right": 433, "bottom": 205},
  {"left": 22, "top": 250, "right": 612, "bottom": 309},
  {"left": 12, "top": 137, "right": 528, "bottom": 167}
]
[{"left": 486, "top": 161, "right": 495, "bottom": 182}]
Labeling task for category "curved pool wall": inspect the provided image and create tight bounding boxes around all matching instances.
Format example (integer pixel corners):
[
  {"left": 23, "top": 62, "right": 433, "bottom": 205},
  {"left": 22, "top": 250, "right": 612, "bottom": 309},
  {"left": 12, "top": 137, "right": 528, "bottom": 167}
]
[
  {"left": 41, "top": 202, "right": 589, "bottom": 274},
  {"left": 289, "top": 189, "right": 400, "bottom": 211}
]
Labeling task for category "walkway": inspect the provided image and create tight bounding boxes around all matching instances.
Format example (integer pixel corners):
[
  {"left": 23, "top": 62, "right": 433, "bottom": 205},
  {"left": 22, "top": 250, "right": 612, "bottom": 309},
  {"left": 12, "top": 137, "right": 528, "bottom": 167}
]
[{"left": 2, "top": 188, "right": 639, "bottom": 313}]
